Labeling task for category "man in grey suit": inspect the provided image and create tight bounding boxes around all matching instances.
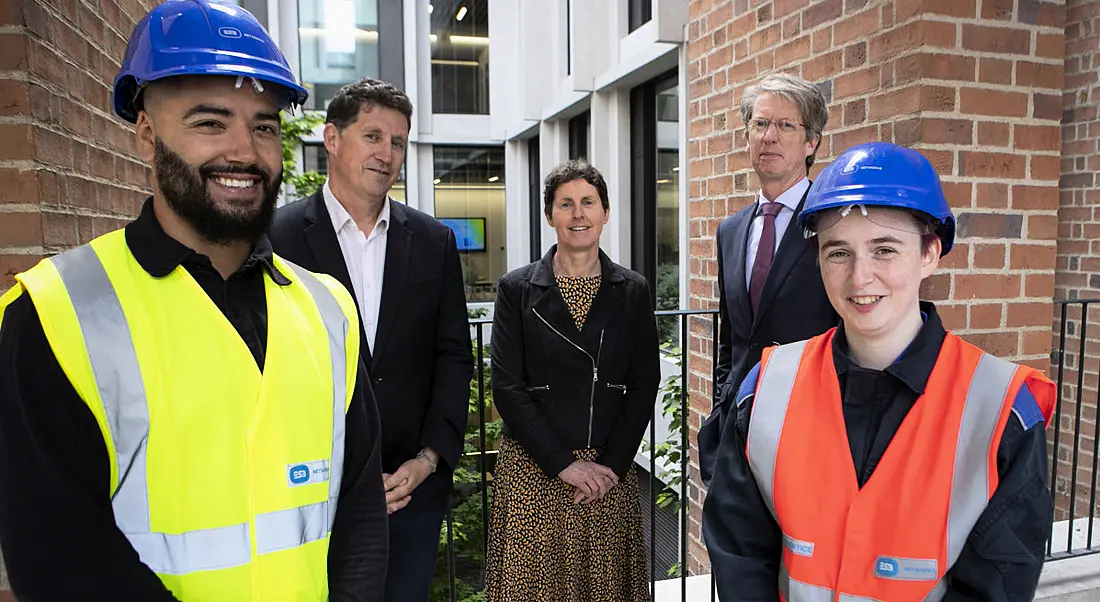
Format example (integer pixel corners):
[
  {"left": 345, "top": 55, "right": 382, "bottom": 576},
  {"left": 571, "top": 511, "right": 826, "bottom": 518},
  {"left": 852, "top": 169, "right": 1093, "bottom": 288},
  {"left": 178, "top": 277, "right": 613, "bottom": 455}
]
[{"left": 698, "top": 74, "right": 838, "bottom": 486}]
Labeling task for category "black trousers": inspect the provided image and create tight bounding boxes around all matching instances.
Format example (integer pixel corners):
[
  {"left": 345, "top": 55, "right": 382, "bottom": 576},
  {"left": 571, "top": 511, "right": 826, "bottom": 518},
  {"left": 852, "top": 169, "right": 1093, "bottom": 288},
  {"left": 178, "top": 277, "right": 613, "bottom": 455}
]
[{"left": 382, "top": 492, "right": 448, "bottom": 602}]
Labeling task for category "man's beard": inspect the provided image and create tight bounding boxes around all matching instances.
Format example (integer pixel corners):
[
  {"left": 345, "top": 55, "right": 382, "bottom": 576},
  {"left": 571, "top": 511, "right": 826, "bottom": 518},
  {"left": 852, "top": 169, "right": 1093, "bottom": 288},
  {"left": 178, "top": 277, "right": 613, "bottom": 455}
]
[{"left": 154, "top": 138, "right": 282, "bottom": 246}]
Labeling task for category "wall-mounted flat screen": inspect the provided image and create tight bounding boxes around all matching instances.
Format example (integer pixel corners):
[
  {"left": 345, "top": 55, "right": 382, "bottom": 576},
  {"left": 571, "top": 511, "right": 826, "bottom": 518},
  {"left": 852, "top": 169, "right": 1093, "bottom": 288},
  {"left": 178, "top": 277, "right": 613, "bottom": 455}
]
[{"left": 440, "top": 217, "right": 487, "bottom": 252}]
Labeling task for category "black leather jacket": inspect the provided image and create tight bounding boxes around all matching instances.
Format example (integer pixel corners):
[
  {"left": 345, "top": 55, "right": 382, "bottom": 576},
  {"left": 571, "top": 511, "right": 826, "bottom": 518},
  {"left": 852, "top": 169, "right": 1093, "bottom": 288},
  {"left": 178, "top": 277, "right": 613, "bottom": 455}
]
[{"left": 490, "top": 246, "right": 661, "bottom": 478}]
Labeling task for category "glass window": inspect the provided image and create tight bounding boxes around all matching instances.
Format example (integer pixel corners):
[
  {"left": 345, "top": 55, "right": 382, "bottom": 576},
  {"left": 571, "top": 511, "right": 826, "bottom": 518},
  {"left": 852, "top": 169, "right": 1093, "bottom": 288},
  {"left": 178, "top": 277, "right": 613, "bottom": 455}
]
[
  {"left": 565, "top": 0, "right": 571, "bottom": 76},
  {"left": 528, "top": 136, "right": 542, "bottom": 262},
  {"left": 631, "top": 74, "right": 680, "bottom": 347},
  {"left": 628, "top": 0, "right": 652, "bottom": 33},
  {"left": 568, "top": 111, "right": 589, "bottom": 161},
  {"left": 434, "top": 146, "right": 506, "bottom": 300},
  {"left": 431, "top": 1, "right": 490, "bottom": 114},
  {"left": 298, "top": 0, "right": 381, "bottom": 110},
  {"left": 655, "top": 79, "right": 680, "bottom": 343}
]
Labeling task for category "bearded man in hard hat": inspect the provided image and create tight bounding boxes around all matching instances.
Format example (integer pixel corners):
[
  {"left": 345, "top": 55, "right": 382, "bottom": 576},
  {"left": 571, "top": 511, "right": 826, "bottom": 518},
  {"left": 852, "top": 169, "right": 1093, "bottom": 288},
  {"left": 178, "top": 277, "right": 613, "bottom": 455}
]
[{"left": 0, "top": 2, "right": 387, "bottom": 600}]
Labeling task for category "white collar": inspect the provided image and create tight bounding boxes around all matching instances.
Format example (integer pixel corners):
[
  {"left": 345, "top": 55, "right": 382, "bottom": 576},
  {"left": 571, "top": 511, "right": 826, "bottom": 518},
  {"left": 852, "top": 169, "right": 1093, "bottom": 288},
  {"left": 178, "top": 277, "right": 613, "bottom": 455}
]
[
  {"left": 323, "top": 180, "right": 390, "bottom": 236},
  {"left": 757, "top": 177, "right": 810, "bottom": 213}
]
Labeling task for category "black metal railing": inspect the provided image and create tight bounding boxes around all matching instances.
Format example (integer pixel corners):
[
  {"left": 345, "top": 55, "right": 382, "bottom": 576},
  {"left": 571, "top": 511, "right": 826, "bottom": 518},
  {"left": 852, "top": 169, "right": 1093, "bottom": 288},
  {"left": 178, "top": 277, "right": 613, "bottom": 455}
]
[
  {"left": 434, "top": 303, "right": 1099, "bottom": 601},
  {"left": 1047, "top": 299, "right": 1100, "bottom": 560}
]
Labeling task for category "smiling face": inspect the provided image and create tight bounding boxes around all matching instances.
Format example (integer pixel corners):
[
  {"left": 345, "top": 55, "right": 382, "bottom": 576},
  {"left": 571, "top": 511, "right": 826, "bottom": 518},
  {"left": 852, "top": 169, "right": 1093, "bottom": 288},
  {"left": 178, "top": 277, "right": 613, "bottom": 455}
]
[
  {"left": 135, "top": 76, "right": 284, "bottom": 245},
  {"left": 816, "top": 206, "right": 940, "bottom": 343},
  {"left": 324, "top": 104, "right": 409, "bottom": 205},
  {"left": 546, "top": 178, "right": 609, "bottom": 254},
  {"left": 746, "top": 92, "right": 818, "bottom": 198}
]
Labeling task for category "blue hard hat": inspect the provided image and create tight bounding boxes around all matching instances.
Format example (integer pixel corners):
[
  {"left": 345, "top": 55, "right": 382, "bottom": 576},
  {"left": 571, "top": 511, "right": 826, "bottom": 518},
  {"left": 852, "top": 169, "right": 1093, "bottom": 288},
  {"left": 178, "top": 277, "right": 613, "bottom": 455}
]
[
  {"left": 799, "top": 142, "right": 956, "bottom": 256},
  {"left": 112, "top": 0, "right": 308, "bottom": 123}
]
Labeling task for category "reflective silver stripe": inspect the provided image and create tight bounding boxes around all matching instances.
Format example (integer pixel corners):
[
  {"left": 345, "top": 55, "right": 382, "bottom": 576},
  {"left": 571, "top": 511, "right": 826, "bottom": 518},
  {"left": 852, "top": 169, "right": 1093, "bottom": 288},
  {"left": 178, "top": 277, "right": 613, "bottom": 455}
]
[
  {"left": 255, "top": 500, "right": 332, "bottom": 554},
  {"left": 923, "top": 578, "right": 948, "bottom": 601},
  {"left": 746, "top": 340, "right": 808, "bottom": 522},
  {"left": 50, "top": 247, "right": 350, "bottom": 575},
  {"left": 128, "top": 525, "right": 251, "bottom": 575},
  {"left": 779, "top": 561, "right": 835, "bottom": 602},
  {"left": 52, "top": 245, "right": 251, "bottom": 574},
  {"left": 947, "top": 354, "right": 1018, "bottom": 566},
  {"left": 756, "top": 340, "right": 1016, "bottom": 601},
  {"left": 51, "top": 245, "right": 153, "bottom": 537},
  {"left": 283, "top": 261, "right": 349, "bottom": 516}
]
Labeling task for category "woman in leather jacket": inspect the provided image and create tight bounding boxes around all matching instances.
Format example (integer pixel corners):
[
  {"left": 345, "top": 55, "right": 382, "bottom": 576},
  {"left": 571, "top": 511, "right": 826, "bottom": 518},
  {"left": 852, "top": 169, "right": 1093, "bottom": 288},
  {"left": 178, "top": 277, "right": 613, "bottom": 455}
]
[{"left": 484, "top": 159, "right": 660, "bottom": 601}]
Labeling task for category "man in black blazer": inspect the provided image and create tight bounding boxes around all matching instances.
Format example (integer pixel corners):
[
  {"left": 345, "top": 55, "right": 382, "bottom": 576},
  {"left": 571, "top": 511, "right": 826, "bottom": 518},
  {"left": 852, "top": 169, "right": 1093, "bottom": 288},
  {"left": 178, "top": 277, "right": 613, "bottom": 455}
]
[
  {"left": 270, "top": 79, "right": 474, "bottom": 602},
  {"left": 698, "top": 74, "right": 838, "bottom": 487}
]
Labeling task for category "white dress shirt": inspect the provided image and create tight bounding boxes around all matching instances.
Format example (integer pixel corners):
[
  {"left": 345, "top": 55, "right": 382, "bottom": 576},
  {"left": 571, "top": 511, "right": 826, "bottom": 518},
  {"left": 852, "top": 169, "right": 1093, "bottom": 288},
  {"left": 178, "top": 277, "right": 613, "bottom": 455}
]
[
  {"left": 745, "top": 177, "right": 810, "bottom": 289},
  {"left": 323, "top": 180, "right": 390, "bottom": 354}
]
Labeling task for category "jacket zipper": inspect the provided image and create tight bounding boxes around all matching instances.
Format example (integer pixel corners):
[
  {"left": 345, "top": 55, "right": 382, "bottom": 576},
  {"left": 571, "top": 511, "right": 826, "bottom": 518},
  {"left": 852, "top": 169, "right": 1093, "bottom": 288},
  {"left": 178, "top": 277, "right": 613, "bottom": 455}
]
[
  {"left": 525, "top": 385, "right": 550, "bottom": 392},
  {"left": 532, "top": 308, "right": 605, "bottom": 447},
  {"left": 607, "top": 383, "right": 627, "bottom": 392}
]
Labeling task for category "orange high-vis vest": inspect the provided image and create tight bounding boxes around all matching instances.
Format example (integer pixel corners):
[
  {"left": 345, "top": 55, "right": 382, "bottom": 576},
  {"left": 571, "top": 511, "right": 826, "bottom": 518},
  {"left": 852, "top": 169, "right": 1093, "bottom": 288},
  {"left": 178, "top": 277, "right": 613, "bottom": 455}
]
[{"left": 746, "top": 329, "right": 1054, "bottom": 602}]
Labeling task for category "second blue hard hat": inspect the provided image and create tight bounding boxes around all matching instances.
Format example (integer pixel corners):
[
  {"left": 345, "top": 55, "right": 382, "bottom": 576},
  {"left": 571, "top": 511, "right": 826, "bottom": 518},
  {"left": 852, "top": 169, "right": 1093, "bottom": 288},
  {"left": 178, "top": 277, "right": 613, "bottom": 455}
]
[
  {"left": 798, "top": 142, "right": 956, "bottom": 256},
  {"left": 112, "top": 0, "right": 308, "bottom": 123}
]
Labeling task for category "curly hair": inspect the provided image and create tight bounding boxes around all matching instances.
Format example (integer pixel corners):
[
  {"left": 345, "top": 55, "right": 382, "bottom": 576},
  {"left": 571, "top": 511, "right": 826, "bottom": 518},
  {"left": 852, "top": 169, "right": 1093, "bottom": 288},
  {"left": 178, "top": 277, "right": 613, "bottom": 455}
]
[{"left": 542, "top": 159, "right": 610, "bottom": 218}]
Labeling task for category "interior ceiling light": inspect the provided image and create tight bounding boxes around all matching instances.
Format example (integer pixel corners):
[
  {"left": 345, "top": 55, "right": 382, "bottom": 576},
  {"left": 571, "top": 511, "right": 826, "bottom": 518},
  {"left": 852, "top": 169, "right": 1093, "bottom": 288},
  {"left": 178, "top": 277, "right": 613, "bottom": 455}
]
[
  {"left": 449, "top": 35, "right": 489, "bottom": 45},
  {"left": 456, "top": 5, "right": 467, "bottom": 20}
]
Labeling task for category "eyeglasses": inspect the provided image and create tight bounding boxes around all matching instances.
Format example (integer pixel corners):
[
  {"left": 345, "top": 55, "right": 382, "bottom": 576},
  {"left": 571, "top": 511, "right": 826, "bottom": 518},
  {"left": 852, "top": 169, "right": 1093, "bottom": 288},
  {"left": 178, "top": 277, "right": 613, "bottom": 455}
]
[
  {"left": 746, "top": 117, "right": 806, "bottom": 137},
  {"left": 804, "top": 204, "right": 935, "bottom": 238}
]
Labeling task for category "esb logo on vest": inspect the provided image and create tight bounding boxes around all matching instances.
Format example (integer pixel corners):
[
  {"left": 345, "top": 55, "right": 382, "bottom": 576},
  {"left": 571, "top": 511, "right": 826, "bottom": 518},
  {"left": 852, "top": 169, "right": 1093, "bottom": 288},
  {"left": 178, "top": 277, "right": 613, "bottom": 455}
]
[
  {"left": 874, "top": 556, "right": 939, "bottom": 581},
  {"left": 287, "top": 461, "right": 331, "bottom": 487}
]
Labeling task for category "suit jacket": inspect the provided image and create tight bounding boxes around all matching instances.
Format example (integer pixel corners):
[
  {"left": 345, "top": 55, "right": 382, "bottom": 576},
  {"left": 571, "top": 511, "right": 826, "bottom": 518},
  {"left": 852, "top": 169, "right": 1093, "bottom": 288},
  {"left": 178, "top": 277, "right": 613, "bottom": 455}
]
[
  {"left": 698, "top": 186, "right": 838, "bottom": 486},
  {"left": 270, "top": 192, "right": 474, "bottom": 508}
]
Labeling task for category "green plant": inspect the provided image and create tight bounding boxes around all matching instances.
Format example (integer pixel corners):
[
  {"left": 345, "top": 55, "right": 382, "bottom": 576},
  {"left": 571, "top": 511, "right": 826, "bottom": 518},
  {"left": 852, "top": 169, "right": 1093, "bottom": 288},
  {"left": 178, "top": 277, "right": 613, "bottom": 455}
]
[
  {"left": 280, "top": 112, "right": 326, "bottom": 198},
  {"left": 644, "top": 343, "right": 685, "bottom": 578},
  {"left": 655, "top": 263, "right": 680, "bottom": 347}
]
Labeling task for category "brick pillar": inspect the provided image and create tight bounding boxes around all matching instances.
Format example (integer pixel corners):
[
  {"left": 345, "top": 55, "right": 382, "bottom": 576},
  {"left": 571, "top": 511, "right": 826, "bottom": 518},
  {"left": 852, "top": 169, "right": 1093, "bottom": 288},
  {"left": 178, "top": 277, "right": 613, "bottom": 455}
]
[
  {"left": 1052, "top": 0, "right": 1100, "bottom": 522},
  {"left": 0, "top": 0, "right": 156, "bottom": 593},
  {"left": 686, "top": 0, "right": 1064, "bottom": 574},
  {"left": 0, "top": 0, "right": 153, "bottom": 293}
]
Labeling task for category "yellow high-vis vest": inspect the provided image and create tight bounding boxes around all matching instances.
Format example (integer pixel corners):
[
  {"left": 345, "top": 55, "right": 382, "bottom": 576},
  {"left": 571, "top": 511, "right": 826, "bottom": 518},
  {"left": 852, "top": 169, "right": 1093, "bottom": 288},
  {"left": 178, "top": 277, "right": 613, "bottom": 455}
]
[{"left": 4, "top": 229, "right": 360, "bottom": 601}]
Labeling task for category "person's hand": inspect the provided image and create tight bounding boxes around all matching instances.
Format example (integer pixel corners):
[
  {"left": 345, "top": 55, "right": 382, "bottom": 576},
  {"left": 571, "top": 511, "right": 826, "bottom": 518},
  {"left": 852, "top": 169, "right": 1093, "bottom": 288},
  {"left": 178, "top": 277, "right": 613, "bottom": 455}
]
[
  {"left": 383, "top": 454, "right": 434, "bottom": 514},
  {"left": 558, "top": 460, "right": 618, "bottom": 504}
]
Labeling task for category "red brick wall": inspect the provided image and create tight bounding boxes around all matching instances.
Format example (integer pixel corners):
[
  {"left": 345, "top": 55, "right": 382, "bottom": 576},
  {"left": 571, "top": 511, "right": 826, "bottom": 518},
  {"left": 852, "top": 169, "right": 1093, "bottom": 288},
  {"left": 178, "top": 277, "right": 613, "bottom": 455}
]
[
  {"left": 687, "top": 0, "right": 1065, "bottom": 574},
  {"left": 1050, "top": 0, "right": 1100, "bottom": 522},
  {"left": 0, "top": 0, "right": 154, "bottom": 293},
  {"left": 0, "top": 0, "right": 156, "bottom": 592}
]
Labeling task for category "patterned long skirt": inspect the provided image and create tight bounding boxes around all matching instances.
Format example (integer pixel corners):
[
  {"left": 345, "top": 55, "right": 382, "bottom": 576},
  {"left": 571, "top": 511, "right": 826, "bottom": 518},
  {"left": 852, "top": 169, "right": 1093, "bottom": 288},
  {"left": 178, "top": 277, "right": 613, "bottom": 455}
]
[{"left": 484, "top": 437, "right": 651, "bottom": 602}]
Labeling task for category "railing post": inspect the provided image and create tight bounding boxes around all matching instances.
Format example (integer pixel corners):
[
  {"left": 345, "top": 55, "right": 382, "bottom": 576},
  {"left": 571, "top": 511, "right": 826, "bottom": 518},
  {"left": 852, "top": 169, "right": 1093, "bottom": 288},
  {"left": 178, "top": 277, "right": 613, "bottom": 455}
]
[
  {"left": 1069, "top": 302, "right": 1089, "bottom": 553},
  {"left": 476, "top": 323, "right": 489, "bottom": 559}
]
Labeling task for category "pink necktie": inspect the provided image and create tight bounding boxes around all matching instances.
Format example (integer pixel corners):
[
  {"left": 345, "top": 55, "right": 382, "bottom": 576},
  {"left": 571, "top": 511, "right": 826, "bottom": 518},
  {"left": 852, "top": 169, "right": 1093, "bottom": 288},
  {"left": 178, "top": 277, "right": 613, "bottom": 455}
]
[{"left": 749, "top": 202, "right": 783, "bottom": 315}]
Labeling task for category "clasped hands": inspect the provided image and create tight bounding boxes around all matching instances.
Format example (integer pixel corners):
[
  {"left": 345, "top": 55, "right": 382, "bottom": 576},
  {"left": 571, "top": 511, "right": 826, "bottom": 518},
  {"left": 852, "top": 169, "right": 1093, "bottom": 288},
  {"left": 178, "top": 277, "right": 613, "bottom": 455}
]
[
  {"left": 383, "top": 448, "right": 438, "bottom": 514},
  {"left": 558, "top": 460, "right": 619, "bottom": 504}
]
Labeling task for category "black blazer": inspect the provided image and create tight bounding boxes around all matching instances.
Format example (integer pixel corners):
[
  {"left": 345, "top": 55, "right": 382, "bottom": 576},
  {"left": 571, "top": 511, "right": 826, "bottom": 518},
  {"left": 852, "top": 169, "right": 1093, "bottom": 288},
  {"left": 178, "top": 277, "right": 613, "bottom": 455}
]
[
  {"left": 490, "top": 246, "right": 661, "bottom": 479},
  {"left": 270, "top": 192, "right": 474, "bottom": 507},
  {"left": 698, "top": 186, "right": 838, "bottom": 486}
]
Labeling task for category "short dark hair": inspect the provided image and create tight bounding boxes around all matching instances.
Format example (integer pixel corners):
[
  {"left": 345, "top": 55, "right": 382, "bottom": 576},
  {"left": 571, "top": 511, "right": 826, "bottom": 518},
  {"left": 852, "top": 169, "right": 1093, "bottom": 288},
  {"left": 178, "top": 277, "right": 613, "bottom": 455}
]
[
  {"left": 543, "top": 159, "right": 610, "bottom": 218},
  {"left": 325, "top": 78, "right": 413, "bottom": 132}
]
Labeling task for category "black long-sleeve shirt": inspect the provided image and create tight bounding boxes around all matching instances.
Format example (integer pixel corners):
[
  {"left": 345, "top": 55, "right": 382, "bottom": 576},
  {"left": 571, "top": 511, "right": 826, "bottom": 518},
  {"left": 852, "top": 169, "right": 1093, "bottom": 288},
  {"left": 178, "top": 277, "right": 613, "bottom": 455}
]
[
  {"left": 0, "top": 199, "right": 388, "bottom": 601},
  {"left": 702, "top": 303, "right": 1053, "bottom": 602}
]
